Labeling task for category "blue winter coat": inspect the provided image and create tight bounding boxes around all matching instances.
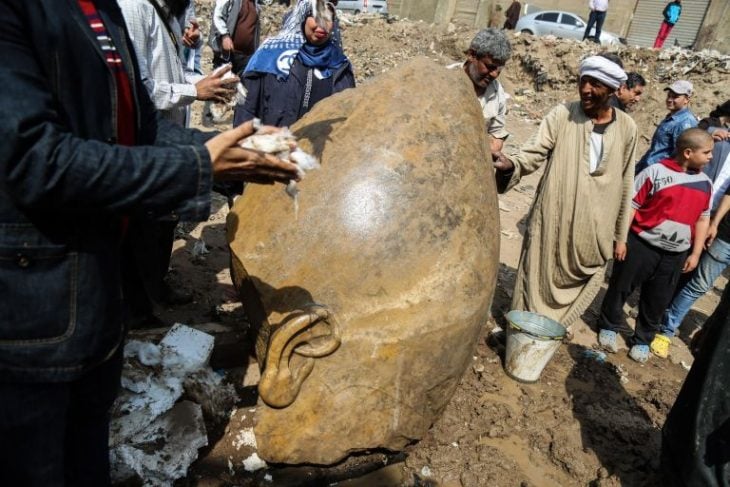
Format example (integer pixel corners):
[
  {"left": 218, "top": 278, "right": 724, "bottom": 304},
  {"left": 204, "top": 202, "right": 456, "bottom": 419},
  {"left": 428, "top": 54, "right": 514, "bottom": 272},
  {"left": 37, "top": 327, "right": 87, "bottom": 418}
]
[
  {"left": 233, "top": 58, "right": 356, "bottom": 128},
  {"left": 663, "top": 1, "right": 682, "bottom": 25}
]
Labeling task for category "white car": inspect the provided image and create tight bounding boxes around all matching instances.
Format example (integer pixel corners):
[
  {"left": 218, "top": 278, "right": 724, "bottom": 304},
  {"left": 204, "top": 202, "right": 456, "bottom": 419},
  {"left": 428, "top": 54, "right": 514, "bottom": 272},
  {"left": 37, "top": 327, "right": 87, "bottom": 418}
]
[
  {"left": 336, "top": 0, "right": 388, "bottom": 15},
  {"left": 515, "top": 10, "right": 623, "bottom": 46}
]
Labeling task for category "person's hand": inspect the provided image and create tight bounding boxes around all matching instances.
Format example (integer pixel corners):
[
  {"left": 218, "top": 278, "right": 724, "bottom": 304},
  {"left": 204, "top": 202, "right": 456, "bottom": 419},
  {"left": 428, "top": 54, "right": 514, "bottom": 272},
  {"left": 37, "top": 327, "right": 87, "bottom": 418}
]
[
  {"left": 711, "top": 129, "right": 730, "bottom": 141},
  {"left": 489, "top": 136, "right": 504, "bottom": 154},
  {"left": 206, "top": 121, "right": 302, "bottom": 184},
  {"left": 614, "top": 241, "right": 627, "bottom": 261},
  {"left": 706, "top": 224, "right": 718, "bottom": 248},
  {"left": 195, "top": 64, "right": 238, "bottom": 103},
  {"left": 183, "top": 21, "right": 200, "bottom": 47},
  {"left": 683, "top": 253, "right": 700, "bottom": 273},
  {"left": 492, "top": 151, "right": 514, "bottom": 171},
  {"left": 221, "top": 35, "right": 234, "bottom": 52}
]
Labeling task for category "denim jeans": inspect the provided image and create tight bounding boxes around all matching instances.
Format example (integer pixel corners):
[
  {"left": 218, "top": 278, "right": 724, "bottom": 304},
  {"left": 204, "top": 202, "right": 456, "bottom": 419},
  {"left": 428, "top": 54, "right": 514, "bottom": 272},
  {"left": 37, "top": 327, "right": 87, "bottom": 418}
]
[
  {"left": 583, "top": 10, "right": 606, "bottom": 43},
  {"left": 0, "top": 350, "right": 122, "bottom": 486},
  {"left": 661, "top": 238, "right": 730, "bottom": 336}
]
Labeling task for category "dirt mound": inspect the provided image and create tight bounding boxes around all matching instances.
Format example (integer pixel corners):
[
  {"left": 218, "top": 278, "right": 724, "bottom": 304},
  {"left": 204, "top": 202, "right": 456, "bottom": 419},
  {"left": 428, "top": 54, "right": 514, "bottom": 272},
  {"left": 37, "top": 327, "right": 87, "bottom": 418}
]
[
  {"left": 195, "top": 2, "right": 729, "bottom": 145},
  {"left": 341, "top": 15, "right": 729, "bottom": 149}
]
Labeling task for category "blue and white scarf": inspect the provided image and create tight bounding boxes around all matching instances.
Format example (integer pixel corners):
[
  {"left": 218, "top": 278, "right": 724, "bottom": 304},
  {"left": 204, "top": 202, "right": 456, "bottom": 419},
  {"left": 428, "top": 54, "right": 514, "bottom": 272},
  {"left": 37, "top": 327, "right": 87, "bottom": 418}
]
[{"left": 244, "top": 0, "right": 347, "bottom": 80}]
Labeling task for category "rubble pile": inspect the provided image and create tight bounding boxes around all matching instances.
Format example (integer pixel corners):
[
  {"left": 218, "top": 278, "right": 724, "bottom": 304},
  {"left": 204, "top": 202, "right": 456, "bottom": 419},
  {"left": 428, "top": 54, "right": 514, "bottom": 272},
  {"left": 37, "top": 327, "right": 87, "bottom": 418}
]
[
  {"left": 109, "top": 325, "right": 238, "bottom": 486},
  {"left": 339, "top": 15, "right": 729, "bottom": 130},
  {"left": 192, "top": 1, "right": 728, "bottom": 130},
  {"left": 655, "top": 47, "right": 730, "bottom": 82}
]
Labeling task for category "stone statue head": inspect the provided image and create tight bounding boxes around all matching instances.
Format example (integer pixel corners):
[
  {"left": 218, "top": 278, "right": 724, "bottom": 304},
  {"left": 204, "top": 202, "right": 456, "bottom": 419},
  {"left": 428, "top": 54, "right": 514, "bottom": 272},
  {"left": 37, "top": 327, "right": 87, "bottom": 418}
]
[{"left": 227, "top": 57, "right": 500, "bottom": 465}]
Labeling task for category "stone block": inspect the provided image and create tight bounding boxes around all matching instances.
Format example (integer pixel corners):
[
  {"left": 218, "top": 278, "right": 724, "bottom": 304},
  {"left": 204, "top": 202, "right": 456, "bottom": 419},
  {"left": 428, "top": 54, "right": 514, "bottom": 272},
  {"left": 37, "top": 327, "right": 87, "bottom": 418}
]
[{"left": 228, "top": 57, "right": 500, "bottom": 464}]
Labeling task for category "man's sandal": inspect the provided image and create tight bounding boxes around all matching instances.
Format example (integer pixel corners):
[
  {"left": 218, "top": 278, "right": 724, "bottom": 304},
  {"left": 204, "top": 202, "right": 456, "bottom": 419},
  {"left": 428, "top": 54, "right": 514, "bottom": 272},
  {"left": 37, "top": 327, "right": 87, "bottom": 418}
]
[
  {"left": 629, "top": 344, "right": 650, "bottom": 363},
  {"left": 650, "top": 334, "right": 671, "bottom": 359}
]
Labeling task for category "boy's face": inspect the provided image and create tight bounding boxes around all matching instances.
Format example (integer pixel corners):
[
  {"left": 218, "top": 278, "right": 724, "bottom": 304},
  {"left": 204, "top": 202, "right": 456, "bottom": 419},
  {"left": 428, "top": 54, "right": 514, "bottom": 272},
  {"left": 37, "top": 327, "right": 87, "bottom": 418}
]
[{"left": 685, "top": 143, "right": 714, "bottom": 169}]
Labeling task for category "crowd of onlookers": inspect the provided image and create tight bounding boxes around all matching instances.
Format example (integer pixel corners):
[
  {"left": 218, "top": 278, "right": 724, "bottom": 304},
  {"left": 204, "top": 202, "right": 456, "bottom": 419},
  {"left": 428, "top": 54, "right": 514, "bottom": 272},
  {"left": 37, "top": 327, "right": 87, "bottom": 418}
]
[
  {"left": 469, "top": 24, "right": 729, "bottom": 365},
  {"left": 471, "top": 23, "right": 728, "bottom": 485}
]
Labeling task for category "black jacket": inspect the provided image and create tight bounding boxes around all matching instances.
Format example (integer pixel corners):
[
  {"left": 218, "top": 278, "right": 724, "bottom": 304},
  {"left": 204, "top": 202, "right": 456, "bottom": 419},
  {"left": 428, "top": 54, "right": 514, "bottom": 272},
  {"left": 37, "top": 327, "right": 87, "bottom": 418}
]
[
  {"left": 662, "top": 285, "right": 730, "bottom": 486},
  {"left": 233, "top": 59, "right": 356, "bottom": 128},
  {"left": 0, "top": 0, "right": 214, "bottom": 381}
]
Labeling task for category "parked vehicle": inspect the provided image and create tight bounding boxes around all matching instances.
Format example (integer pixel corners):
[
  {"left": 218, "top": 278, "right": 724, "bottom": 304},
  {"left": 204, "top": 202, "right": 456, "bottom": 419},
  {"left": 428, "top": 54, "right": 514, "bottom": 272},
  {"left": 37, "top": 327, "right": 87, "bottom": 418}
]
[
  {"left": 515, "top": 10, "right": 623, "bottom": 46},
  {"left": 336, "top": 0, "right": 388, "bottom": 15}
]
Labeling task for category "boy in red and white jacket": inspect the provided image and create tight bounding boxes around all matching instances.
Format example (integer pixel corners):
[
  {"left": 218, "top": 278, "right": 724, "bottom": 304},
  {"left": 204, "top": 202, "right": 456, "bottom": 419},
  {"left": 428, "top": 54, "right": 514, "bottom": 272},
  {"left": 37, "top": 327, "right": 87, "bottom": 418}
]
[{"left": 598, "top": 128, "right": 714, "bottom": 362}]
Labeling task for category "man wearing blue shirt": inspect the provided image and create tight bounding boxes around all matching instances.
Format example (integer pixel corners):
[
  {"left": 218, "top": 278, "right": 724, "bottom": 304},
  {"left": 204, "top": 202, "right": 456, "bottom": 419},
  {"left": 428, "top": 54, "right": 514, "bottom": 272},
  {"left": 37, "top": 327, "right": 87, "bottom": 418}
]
[{"left": 636, "top": 79, "right": 697, "bottom": 174}]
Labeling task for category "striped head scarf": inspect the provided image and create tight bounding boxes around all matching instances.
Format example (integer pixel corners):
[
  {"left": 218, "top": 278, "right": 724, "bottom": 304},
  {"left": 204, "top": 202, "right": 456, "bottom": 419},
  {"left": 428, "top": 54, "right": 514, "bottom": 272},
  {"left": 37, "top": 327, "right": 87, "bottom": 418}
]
[{"left": 244, "top": 0, "right": 347, "bottom": 80}]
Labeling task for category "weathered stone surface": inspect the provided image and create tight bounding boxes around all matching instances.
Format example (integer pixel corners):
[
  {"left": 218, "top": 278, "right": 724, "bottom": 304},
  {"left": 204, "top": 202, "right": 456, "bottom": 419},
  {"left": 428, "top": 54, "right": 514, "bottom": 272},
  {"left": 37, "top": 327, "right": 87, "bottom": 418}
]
[{"left": 227, "top": 57, "right": 499, "bottom": 465}]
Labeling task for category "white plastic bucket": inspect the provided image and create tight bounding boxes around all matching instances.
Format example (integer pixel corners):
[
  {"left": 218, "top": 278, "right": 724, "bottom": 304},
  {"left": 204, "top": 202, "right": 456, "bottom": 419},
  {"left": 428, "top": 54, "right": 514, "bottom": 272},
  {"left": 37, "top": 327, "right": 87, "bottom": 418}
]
[{"left": 504, "top": 310, "right": 566, "bottom": 383}]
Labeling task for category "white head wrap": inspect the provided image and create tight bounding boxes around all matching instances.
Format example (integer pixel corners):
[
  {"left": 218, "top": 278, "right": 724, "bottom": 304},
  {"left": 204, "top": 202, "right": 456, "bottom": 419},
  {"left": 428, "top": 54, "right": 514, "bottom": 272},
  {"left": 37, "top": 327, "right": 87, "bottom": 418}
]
[{"left": 578, "top": 56, "right": 627, "bottom": 90}]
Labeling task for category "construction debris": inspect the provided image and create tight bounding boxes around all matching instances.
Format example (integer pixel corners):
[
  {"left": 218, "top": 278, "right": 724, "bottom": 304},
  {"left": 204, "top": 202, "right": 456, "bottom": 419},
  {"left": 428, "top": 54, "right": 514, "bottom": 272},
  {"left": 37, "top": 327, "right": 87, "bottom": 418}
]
[{"left": 110, "top": 324, "right": 237, "bottom": 486}]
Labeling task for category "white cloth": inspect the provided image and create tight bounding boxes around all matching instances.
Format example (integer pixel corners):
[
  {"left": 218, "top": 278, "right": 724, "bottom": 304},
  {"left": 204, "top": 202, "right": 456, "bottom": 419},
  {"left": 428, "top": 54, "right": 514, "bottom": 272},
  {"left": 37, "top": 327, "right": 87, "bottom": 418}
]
[
  {"left": 579, "top": 55, "right": 626, "bottom": 90},
  {"left": 118, "top": 0, "right": 199, "bottom": 127},
  {"left": 589, "top": 0, "right": 609, "bottom": 11},
  {"left": 477, "top": 79, "right": 510, "bottom": 140},
  {"left": 589, "top": 132, "right": 603, "bottom": 173}
]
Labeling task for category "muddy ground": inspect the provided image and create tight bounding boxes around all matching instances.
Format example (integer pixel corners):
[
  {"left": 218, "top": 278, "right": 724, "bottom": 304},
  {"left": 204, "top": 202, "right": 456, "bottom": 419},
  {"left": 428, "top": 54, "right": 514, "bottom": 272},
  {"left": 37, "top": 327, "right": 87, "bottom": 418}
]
[{"left": 136, "top": 3, "right": 730, "bottom": 486}]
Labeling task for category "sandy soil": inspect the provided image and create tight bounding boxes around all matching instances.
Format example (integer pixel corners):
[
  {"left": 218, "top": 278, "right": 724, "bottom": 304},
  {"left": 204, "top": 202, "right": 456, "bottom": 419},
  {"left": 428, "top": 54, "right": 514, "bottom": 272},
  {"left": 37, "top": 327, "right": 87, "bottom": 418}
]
[{"left": 137, "top": 3, "right": 730, "bottom": 485}]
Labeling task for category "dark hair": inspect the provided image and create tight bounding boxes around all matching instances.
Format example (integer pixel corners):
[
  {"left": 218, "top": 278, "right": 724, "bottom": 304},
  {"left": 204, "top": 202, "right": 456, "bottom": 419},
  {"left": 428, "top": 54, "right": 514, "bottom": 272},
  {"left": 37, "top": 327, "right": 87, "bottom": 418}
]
[
  {"left": 599, "top": 52, "right": 623, "bottom": 69},
  {"left": 709, "top": 100, "right": 730, "bottom": 118},
  {"left": 698, "top": 116, "right": 722, "bottom": 130},
  {"left": 625, "top": 72, "right": 646, "bottom": 89},
  {"left": 677, "top": 127, "right": 713, "bottom": 153}
]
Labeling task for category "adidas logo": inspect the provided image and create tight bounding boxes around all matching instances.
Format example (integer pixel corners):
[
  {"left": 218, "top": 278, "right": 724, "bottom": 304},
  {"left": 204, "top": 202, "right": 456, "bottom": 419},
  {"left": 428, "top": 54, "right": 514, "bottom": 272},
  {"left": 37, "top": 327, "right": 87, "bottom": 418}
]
[{"left": 659, "top": 231, "right": 685, "bottom": 250}]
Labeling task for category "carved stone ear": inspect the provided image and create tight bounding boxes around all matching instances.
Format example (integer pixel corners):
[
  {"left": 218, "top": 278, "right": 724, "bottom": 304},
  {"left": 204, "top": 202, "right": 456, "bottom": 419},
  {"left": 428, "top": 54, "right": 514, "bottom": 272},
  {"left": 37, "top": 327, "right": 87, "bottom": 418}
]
[{"left": 258, "top": 305, "right": 341, "bottom": 408}]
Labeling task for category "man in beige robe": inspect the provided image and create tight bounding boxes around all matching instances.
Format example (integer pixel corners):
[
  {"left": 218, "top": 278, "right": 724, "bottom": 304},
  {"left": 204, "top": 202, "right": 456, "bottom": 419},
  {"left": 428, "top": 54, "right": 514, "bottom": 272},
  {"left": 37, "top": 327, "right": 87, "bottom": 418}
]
[{"left": 493, "top": 56, "right": 638, "bottom": 327}]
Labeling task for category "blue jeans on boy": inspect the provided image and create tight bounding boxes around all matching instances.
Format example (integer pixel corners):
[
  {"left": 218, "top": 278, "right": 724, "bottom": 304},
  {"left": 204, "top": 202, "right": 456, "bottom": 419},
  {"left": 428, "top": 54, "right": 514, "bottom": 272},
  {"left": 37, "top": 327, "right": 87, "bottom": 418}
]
[{"left": 661, "top": 238, "right": 730, "bottom": 337}]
